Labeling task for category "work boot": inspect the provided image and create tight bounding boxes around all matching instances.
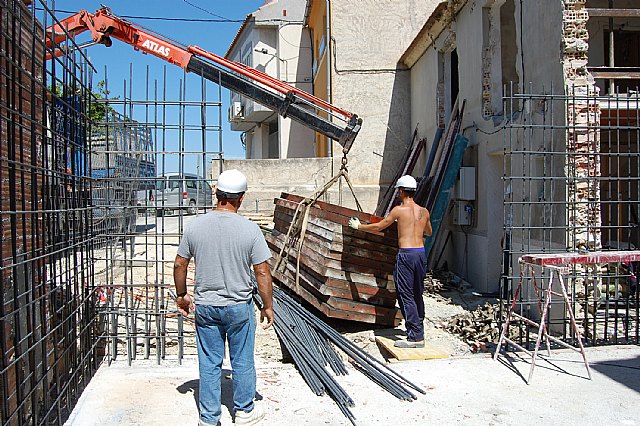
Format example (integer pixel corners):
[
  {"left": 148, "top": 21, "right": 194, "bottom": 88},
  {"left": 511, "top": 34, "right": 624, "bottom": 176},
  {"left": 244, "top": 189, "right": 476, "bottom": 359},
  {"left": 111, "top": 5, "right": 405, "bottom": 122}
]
[
  {"left": 235, "top": 404, "right": 265, "bottom": 425},
  {"left": 394, "top": 339, "right": 425, "bottom": 348}
]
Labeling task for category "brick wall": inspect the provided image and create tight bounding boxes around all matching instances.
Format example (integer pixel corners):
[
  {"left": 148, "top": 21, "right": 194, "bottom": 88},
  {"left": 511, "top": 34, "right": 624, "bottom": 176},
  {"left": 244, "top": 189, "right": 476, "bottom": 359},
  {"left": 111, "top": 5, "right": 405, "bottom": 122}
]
[{"left": 562, "top": 0, "right": 602, "bottom": 251}]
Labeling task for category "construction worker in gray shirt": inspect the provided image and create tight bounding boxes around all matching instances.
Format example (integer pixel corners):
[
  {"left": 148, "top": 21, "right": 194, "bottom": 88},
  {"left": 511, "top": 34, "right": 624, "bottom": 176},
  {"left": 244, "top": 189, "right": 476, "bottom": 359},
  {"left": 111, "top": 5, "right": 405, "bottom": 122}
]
[{"left": 174, "top": 169, "right": 274, "bottom": 426}]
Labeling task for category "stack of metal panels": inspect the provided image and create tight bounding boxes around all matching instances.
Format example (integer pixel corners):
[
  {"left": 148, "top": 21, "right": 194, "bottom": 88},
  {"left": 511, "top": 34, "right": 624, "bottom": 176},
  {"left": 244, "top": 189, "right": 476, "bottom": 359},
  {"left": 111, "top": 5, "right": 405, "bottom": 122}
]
[{"left": 267, "top": 193, "right": 401, "bottom": 326}]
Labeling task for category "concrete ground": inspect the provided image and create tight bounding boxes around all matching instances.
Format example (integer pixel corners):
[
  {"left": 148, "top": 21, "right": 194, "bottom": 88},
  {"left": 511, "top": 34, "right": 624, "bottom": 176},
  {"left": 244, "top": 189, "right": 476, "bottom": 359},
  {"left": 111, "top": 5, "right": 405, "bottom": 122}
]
[{"left": 66, "top": 345, "right": 640, "bottom": 426}]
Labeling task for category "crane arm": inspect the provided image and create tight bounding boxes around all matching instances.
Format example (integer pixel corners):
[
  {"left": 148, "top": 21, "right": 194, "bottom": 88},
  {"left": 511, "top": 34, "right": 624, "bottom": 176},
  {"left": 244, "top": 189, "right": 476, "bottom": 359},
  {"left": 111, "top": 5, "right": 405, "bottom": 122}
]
[{"left": 46, "top": 7, "right": 361, "bottom": 152}]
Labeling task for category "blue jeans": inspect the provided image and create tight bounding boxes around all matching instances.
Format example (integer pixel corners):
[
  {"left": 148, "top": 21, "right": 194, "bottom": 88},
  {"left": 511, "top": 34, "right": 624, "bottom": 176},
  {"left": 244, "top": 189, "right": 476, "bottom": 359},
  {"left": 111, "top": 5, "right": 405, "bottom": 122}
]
[{"left": 195, "top": 300, "right": 256, "bottom": 425}]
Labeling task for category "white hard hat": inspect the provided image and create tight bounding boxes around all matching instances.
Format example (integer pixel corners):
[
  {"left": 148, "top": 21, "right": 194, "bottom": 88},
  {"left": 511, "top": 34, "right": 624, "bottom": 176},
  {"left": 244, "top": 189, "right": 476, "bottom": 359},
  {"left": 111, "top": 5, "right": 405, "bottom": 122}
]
[
  {"left": 395, "top": 175, "right": 417, "bottom": 190},
  {"left": 216, "top": 169, "right": 247, "bottom": 197}
]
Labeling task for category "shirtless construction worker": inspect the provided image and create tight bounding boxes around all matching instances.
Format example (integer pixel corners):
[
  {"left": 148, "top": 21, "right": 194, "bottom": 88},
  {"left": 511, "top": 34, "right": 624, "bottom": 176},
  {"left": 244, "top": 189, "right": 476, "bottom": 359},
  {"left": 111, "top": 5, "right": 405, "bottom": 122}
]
[{"left": 349, "top": 175, "right": 432, "bottom": 348}]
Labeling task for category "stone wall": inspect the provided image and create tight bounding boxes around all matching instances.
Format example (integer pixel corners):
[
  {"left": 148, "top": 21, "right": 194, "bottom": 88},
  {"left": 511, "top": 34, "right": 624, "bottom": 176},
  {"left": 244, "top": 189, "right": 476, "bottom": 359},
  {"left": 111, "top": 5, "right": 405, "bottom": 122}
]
[{"left": 211, "top": 157, "right": 381, "bottom": 213}]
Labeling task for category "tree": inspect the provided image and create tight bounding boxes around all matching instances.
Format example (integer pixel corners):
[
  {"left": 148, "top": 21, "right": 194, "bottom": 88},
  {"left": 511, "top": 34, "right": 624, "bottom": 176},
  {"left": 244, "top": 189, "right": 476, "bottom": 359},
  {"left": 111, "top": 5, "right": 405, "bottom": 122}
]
[{"left": 51, "top": 79, "right": 117, "bottom": 130}]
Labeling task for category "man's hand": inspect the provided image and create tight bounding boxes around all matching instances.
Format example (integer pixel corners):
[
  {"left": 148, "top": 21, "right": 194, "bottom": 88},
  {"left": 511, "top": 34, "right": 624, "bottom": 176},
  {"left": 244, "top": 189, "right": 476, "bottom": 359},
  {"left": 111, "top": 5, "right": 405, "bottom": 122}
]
[
  {"left": 177, "top": 293, "right": 195, "bottom": 316},
  {"left": 348, "top": 217, "right": 361, "bottom": 230},
  {"left": 260, "top": 307, "right": 274, "bottom": 330}
]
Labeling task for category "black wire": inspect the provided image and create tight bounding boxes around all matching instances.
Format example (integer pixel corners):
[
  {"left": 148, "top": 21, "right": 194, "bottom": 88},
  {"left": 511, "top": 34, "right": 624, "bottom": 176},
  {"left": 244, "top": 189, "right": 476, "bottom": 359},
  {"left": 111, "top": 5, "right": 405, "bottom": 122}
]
[
  {"left": 36, "top": 7, "right": 302, "bottom": 24},
  {"left": 182, "top": 0, "right": 230, "bottom": 21},
  {"left": 519, "top": 0, "right": 525, "bottom": 93}
]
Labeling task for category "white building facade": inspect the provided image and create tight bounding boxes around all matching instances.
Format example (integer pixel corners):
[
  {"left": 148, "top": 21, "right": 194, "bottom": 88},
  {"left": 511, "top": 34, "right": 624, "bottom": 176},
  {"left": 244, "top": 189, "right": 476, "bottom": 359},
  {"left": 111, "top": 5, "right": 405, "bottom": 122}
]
[{"left": 226, "top": 0, "right": 315, "bottom": 159}]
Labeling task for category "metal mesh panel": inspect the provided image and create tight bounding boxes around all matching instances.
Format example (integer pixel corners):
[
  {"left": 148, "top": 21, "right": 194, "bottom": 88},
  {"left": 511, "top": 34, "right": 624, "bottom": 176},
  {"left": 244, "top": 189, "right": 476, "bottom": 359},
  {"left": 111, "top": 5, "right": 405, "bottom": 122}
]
[
  {"left": 1, "top": 1, "right": 98, "bottom": 424},
  {"left": 91, "top": 65, "right": 223, "bottom": 366},
  {"left": 503, "top": 87, "right": 640, "bottom": 347}
]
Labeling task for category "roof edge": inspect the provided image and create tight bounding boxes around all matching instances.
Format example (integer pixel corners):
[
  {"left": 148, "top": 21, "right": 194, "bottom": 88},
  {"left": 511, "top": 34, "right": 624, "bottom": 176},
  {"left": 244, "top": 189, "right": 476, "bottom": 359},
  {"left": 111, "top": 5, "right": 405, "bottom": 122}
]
[
  {"left": 303, "top": 0, "right": 313, "bottom": 26},
  {"left": 225, "top": 14, "right": 253, "bottom": 59},
  {"left": 399, "top": 1, "right": 467, "bottom": 69}
]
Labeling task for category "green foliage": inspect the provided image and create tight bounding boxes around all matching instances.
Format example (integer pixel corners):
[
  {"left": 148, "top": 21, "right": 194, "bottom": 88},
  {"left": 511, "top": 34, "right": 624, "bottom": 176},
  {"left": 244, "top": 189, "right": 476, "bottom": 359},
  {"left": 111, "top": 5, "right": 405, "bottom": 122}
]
[
  {"left": 89, "top": 80, "right": 117, "bottom": 124},
  {"left": 51, "top": 80, "right": 117, "bottom": 126}
]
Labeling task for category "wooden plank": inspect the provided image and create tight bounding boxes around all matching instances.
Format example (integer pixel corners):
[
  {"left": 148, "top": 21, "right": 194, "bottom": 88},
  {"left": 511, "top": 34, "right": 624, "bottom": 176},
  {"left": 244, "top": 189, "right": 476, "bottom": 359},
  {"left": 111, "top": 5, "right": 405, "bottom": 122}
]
[
  {"left": 521, "top": 250, "right": 640, "bottom": 266},
  {"left": 275, "top": 250, "right": 395, "bottom": 290},
  {"left": 274, "top": 214, "right": 399, "bottom": 257},
  {"left": 423, "top": 99, "right": 463, "bottom": 209},
  {"left": 425, "top": 133, "right": 469, "bottom": 264},
  {"left": 266, "top": 236, "right": 395, "bottom": 287},
  {"left": 382, "top": 137, "right": 426, "bottom": 217},
  {"left": 270, "top": 258, "right": 397, "bottom": 311},
  {"left": 273, "top": 214, "right": 337, "bottom": 242},
  {"left": 269, "top": 229, "right": 397, "bottom": 271},
  {"left": 272, "top": 226, "right": 399, "bottom": 258},
  {"left": 280, "top": 192, "right": 388, "bottom": 225},
  {"left": 375, "top": 126, "right": 419, "bottom": 216},
  {"left": 375, "top": 336, "right": 449, "bottom": 361},
  {"left": 586, "top": 8, "right": 640, "bottom": 18},
  {"left": 588, "top": 67, "right": 640, "bottom": 80},
  {"left": 274, "top": 199, "right": 399, "bottom": 245}
]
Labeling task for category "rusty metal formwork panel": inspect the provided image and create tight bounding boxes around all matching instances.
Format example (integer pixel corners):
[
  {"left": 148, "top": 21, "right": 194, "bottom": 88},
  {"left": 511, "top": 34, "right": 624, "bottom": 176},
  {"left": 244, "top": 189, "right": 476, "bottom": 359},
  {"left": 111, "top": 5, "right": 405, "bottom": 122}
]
[{"left": 268, "top": 193, "right": 401, "bottom": 326}]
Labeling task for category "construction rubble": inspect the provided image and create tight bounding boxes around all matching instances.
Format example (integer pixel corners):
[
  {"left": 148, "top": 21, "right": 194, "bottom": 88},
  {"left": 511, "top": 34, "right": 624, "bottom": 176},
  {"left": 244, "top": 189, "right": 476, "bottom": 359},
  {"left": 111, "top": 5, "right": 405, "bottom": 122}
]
[{"left": 439, "top": 303, "right": 500, "bottom": 353}]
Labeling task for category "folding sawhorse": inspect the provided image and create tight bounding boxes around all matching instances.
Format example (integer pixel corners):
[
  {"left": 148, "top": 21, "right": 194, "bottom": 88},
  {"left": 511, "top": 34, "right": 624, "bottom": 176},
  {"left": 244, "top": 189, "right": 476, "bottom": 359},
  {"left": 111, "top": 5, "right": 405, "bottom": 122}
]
[{"left": 494, "top": 250, "right": 640, "bottom": 383}]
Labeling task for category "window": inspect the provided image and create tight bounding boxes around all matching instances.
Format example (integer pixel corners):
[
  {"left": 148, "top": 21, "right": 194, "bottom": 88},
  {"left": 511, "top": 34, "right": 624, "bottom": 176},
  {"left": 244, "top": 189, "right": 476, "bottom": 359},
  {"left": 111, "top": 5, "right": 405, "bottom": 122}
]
[
  {"left": 185, "top": 177, "right": 197, "bottom": 190},
  {"left": 242, "top": 42, "right": 252, "bottom": 67},
  {"left": 481, "top": 0, "right": 519, "bottom": 118},
  {"left": 199, "top": 181, "right": 212, "bottom": 192},
  {"left": 319, "top": 35, "right": 326, "bottom": 60},
  {"left": 168, "top": 176, "right": 181, "bottom": 190},
  {"left": 500, "top": 0, "right": 519, "bottom": 96},
  {"left": 604, "top": 31, "right": 640, "bottom": 93}
]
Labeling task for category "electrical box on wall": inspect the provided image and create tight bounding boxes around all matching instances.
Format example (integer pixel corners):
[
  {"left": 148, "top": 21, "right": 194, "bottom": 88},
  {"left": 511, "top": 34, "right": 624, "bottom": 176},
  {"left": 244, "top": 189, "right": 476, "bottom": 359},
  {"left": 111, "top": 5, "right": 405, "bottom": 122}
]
[
  {"left": 453, "top": 200, "right": 472, "bottom": 226},
  {"left": 456, "top": 167, "right": 476, "bottom": 200}
]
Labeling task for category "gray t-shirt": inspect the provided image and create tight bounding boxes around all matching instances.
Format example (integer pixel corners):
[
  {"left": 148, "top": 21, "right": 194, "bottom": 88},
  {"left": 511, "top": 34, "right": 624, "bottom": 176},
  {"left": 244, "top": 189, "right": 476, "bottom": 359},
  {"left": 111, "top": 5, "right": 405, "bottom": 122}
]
[{"left": 176, "top": 212, "right": 272, "bottom": 306}]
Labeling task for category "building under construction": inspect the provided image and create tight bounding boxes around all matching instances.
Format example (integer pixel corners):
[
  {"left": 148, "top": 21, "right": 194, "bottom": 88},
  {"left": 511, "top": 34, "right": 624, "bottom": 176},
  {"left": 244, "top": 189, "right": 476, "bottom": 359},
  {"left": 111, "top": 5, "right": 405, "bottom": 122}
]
[{"left": 2, "top": 0, "right": 640, "bottom": 425}]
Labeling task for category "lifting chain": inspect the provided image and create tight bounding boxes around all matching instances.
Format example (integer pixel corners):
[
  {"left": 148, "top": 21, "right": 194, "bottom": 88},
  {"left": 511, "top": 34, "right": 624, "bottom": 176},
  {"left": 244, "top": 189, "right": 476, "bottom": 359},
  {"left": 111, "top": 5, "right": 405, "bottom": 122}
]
[{"left": 340, "top": 149, "right": 349, "bottom": 171}]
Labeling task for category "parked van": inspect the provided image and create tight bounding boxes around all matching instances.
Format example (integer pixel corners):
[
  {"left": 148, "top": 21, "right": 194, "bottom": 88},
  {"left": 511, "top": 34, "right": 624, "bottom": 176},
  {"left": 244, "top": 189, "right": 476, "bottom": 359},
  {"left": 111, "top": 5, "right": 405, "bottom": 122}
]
[{"left": 150, "top": 173, "right": 213, "bottom": 216}]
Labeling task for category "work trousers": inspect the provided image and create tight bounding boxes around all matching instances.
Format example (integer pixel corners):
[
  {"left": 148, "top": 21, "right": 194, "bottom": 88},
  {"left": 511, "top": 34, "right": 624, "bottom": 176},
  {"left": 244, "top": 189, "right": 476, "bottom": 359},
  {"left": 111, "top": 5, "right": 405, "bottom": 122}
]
[
  {"left": 394, "top": 248, "right": 427, "bottom": 342},
  {"left": 195, "top": 300, "right": 256, "bottom": 425}
]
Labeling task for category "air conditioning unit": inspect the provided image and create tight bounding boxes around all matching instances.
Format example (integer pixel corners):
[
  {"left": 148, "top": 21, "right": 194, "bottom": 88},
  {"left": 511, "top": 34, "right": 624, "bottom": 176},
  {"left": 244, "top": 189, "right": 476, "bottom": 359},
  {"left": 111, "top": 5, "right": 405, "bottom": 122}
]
[{"left": 229, "top": 101, "right": 244, "bottom": 120}]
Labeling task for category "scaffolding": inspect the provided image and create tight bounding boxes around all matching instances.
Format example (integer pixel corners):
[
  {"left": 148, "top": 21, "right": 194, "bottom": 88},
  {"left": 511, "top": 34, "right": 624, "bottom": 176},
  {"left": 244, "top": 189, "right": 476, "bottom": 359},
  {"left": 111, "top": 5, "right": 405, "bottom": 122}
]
[
  {"left": 503, "top": 87, "right": 640, "bottom": 347},
  {"left": 1, "top": 1, "right": 224, "bottom": 423}
]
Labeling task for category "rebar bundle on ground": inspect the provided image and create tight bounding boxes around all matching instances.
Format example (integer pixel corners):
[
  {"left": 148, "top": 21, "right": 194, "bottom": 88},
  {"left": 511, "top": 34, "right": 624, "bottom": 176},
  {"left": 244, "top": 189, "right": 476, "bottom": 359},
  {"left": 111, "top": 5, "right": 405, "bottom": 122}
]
[{"left": 257, "top": 286, "right": 425, "bottom": 425}]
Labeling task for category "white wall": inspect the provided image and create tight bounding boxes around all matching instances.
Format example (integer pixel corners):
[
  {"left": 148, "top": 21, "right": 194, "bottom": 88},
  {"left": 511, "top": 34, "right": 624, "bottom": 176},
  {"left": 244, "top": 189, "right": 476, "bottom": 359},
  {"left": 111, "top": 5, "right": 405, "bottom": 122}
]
[
  {"left": 227, "top": 0, "right": 315, "bottom": 159},
  {"left": 211, "top": 157, "right": 379, "bottom": 213},
  {"left": 328, "top": 0, "right": 441, "bottom": 213},
  {"left": 277, "top": 22, "right": 314, "bottom": 158},
  {"left": 407, "top": 0, "right": 566, "bottom": 292}
]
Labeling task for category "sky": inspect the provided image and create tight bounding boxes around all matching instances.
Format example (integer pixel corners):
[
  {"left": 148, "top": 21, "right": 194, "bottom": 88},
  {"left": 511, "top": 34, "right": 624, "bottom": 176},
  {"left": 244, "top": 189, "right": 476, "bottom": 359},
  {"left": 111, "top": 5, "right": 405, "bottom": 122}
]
[{"left": 51, "top": 0, "right": 267, "bottom": 174}]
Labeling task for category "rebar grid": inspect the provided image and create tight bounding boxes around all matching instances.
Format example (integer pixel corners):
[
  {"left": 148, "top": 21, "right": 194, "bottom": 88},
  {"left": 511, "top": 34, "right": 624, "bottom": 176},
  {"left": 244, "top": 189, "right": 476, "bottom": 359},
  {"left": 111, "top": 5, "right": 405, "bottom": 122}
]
[
  {"left": 503, "top": 87, "right": 640, "bottom": 348},
  {"left": 1, "top": 1, "right": 98, "bottom": 424},
  {"left": 91, "top": 62, "right": 223, "bottom": 367}
]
